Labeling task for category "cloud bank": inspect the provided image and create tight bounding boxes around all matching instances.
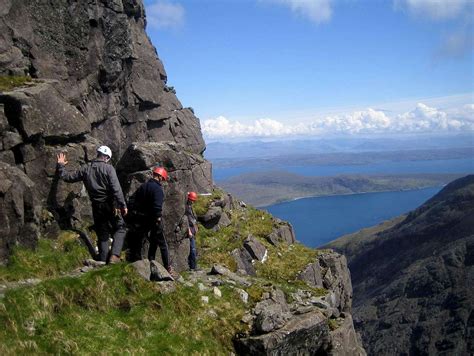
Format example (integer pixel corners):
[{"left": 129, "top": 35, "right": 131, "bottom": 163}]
[
  {"left": 263, "top": 0, "right": 333, "bottom": 24},
  {"left": 146, "top": 0, "right": 185, "bottom": 29},
  {"left": 394, "top": 0, "right": 470, "bottom": 20},
  {"left": 202, "top": 103, "right": 474, "bottom": 139}
]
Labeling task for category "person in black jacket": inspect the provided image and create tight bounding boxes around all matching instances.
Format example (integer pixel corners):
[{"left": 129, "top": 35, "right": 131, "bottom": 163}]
[
  {"left": 185, "top": 191, "right": 199, "bottom": 270},
  {"left": 56, "top": 145, "right": 127, "bottom": 264},
  {"left": 132, "top": 166, "right": 173, "bottom": 275}
]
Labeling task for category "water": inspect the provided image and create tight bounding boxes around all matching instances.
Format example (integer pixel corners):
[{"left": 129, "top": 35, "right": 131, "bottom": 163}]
[
  {"left": 213, "top": 158, "right": 474, "bottom": 181},
  {"left": 266, "top": 187, "right": 441, "bottom": 248}
]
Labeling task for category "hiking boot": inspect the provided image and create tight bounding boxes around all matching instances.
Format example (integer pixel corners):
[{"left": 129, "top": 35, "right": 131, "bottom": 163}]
[
  {"left": 167, "top": 266, "right": 178, "bottom": 280},
  {"left": 109, "top": 255, "right": 121, "bottom": 264}
]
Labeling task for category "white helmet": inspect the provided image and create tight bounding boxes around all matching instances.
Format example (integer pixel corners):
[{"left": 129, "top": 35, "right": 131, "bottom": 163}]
[{"left": 97, "top": 145, "right": 112, "bottom": 159}]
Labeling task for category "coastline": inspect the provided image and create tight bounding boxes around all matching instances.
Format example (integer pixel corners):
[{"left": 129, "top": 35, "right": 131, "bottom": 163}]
[{"left": 258, "top": 184, "right": 445, "bottom": 208}]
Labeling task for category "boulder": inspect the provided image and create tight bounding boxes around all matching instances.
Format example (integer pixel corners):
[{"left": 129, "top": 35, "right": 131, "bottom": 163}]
[
  {"left": 243, "top": 235, "right": 268, "bottom": 262},
  {"left": 297, "top": 261, "right": 324, "bottom": 288},
  {"left": 234, "top": 310, "right": 330, "bottom": 355},
  {"left": 131, "top": 259, "right": 174, "bottom": 282},
  {"left": 266, "top": 220, "right": 296, "bottom": 245},
  {"left": 210, "top": 264, "right": 252, "bottom": 287},
  {"left": 131, "top": 259, "right": 152, "bottom": 281},
  {"left": 198, "top": 205, "right": 231, "bottom": 231},
  {"left": 150, "top": 260, "right": 174, "bottom": 281},
  {"left": 231, "top": 248, "right": 256, "bottom": 276},
  {"left": 253, "top": 289, "right": 292, "bottom": 333},
  {"left": 0, "top": 162, "right": 40, "bottom": 264}
]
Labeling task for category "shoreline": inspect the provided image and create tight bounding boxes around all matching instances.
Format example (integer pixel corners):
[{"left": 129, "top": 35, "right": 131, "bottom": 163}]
[{"left": 258, "top": 184, "right": 445, "bottom": 208}]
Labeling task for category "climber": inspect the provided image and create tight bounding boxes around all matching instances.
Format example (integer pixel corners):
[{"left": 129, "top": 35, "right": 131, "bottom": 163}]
[
  {"left": 130, "top": 166, "right": 176, "bottom": 277},
  {"left": 56, "top": 145, "right": 127, "bottom": 264},
  {"left": 186, "top": 191, "right": 199, "bottom": 270}
]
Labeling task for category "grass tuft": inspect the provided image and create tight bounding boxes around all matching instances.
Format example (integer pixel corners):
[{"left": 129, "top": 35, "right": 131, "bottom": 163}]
[
  {"left": 0, "top": 76, "right": 32, "bottom": 91},
  {"left": 0, "top": 232, "right": 89, "bottom": 283}
]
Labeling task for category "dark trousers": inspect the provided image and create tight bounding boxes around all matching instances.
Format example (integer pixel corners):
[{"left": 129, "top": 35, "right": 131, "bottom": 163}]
[
  {"left": 92, "top": 202, "right": 127, "bottom": 262},
  {"left": 188, "top": 236, "right": 197, "bottom": 270},
  {"left": 132, "top": 217, "right": 170, "bottom": 269}
]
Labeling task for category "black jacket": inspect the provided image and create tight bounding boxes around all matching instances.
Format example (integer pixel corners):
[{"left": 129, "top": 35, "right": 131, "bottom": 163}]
[
  {"left": 134, "top": 178, "right": 164, "bottom": 219},
  {"left": 57, "top": 159, "right": 126, "bottom": 208}
]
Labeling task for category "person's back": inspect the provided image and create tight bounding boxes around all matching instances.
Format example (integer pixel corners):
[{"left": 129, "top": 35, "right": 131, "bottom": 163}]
[
  {"left": 56, "top": 146, "right": 127, "bottom": 263},
  {"left": 129, "top": 167, "right": 174, "bottom": 277},
  {"left": 134, "top": 178, "right": 164, "bottom": 218}
]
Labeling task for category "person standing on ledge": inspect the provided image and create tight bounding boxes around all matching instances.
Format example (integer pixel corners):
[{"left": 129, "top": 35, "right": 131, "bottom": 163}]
[
  {"left": 56, "top": 145, "right": 128, "bottom": 264},
  {"left": 186, "top": 191, "right": 199, "bottom": 271},
  {"left": 132, "top": 166, "right": 175, "bottom": 277}
]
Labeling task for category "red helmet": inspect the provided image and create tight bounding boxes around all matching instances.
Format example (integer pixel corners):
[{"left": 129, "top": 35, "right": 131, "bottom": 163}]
[
  {"left": 187, "top": 191, "right": 198, "bottom": 201},
  {"left": 152, "top": 167, "right": 168, "bottom": 180}
]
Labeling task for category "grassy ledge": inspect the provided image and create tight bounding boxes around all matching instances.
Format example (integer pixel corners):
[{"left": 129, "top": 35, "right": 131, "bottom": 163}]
[
  {"left": 0, "top": 200, "right": 326, "bottom": 353},
  {"left": 0, "top": 231, "right": 89, "bottom": 283},
  {"left": 0, "top": 265, "right": 247, "bottom": 354},
  {"left": 0, "top": 76, "right": 33, "bottom": 91}
]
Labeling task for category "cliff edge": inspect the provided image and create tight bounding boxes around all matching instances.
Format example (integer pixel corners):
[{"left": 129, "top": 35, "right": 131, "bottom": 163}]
[{"left": 326, "top": 175, "right": 474, "bottom": 355}]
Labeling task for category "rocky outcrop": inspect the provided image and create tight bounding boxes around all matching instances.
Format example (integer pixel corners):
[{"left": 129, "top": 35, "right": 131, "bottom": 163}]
[
  {"left": 266, "top": 219, "right": 296, "bottom": 245},
  {"left": 235, "top": 284, "right": 365, "bottom": 355},
  {"left": 234, "top": 248, "right": 365, "bottom": 355},
  {"left": 0, "top": 0, "right": 209, "bottom": 266},
  {"left": 325, "top": 175, "right": 474, "bottom": 355},
  {"left": 0, "top": 161, "right": 40, "bottom": 263}
]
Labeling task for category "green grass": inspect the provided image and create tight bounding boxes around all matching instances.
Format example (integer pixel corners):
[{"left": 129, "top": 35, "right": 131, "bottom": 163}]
[
  {"left": 196, "top": 204, "right": 325, "bottom": 300},
  {"left": 196, "top": 206, "right": 273, "bottom": 270},
  {"left": 0, "top": 232, "right": 90, "bottom": 283},
  {"left": 0, "top": 265, "right": 247, "bottom": 355},
  {"left": 0, "top": 202, "right": 327, "bottom": 354},
  {"left": 193, "top": 189, "right": 224, "bottom": 216},
  {"left": 0, "top": 76, "right": 32, "bottom": 91}
]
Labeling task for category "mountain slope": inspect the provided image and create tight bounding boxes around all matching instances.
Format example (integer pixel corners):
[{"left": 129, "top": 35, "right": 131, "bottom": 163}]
[
  {"left": 221, "top": 171, "right": 461, "bottom": 207},
  {"left": 325, "top": 175, "right": 474, "bottom": 355}
]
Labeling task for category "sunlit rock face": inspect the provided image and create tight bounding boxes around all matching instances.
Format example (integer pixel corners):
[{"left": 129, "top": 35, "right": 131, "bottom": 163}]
[{"left": 0, "top": 0, "right": 211, "bottom": 265}]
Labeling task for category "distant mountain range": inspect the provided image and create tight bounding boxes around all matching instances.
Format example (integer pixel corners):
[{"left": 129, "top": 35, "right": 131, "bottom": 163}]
[
  {"left": 220, "top": 172, "right": 464, "bottom": 207},
  {"left": 205, "top": 135, "right": 474, "bottom": 161},
  {"left": 324, "top": 175, "right": 474, "bottom": 355}
]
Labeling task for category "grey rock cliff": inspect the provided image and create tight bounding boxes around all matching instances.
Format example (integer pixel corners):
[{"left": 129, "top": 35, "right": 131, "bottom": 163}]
[{"left": 0, "top": 0, "right": 209, "bottom": 266}]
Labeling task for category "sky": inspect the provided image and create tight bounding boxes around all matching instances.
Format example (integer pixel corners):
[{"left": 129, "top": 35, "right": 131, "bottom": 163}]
[{"left": 143, "top": 0, "right": 474, "bottom": 140}]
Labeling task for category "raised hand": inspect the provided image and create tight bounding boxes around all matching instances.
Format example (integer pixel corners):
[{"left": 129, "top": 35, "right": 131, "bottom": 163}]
[{"left": 57, "top": 152, "right": 68, "bottom": 165}]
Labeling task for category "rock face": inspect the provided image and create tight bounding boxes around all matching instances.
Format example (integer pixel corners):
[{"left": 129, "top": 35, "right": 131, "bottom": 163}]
[
  {"left": 0, "top": 0, "right": 210, "bottom": 266},
  {"left": 234, "top": 250, "right": 365, "bottom": 355},
  {"left": 325, "top": 175, "right": 474, "bottom": 355},
  {"left": 0, "top": 161, "right": 40, "bottom": 262}
]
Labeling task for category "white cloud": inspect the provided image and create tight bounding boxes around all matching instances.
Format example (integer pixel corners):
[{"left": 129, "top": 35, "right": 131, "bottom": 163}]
[
  {"left": 146, "top": 0, "right": 185, "bottom": 29},
  {"left": 395, "top": 0, "right": 469, "bottom": 20},
  {"left": 263, "top": 0, "right": 333, "bottom": 24},
  {"left": 202, "top": 103, "right": 474, "bottom": 139}
]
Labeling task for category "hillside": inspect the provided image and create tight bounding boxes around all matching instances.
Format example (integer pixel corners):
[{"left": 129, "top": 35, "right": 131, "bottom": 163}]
[
  {"left": 221, "top": 172, "right": 462, "bottom": 207},
  {"left": 325, "top": 175, "right": 474, "bottom": 355},
  {"left": 0, "top": 1, "right": 365, "bottom": 354}
]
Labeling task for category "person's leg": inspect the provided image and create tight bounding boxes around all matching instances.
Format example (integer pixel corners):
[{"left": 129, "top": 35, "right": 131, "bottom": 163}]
[
  {"left": 188, "top": 236, "right": 197, "bottom": 270},
  {"left": 147, "top": 223, "right": 159, "bottom": 262},
  {"left": 149, "top": 222, "right": 170, "bottom": 269},
  {"left": 110, "top": 214, "right": 127, "bottom": 259},
  {"left": 92, "top": 203, "right": 111, "bottom": 262}
]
